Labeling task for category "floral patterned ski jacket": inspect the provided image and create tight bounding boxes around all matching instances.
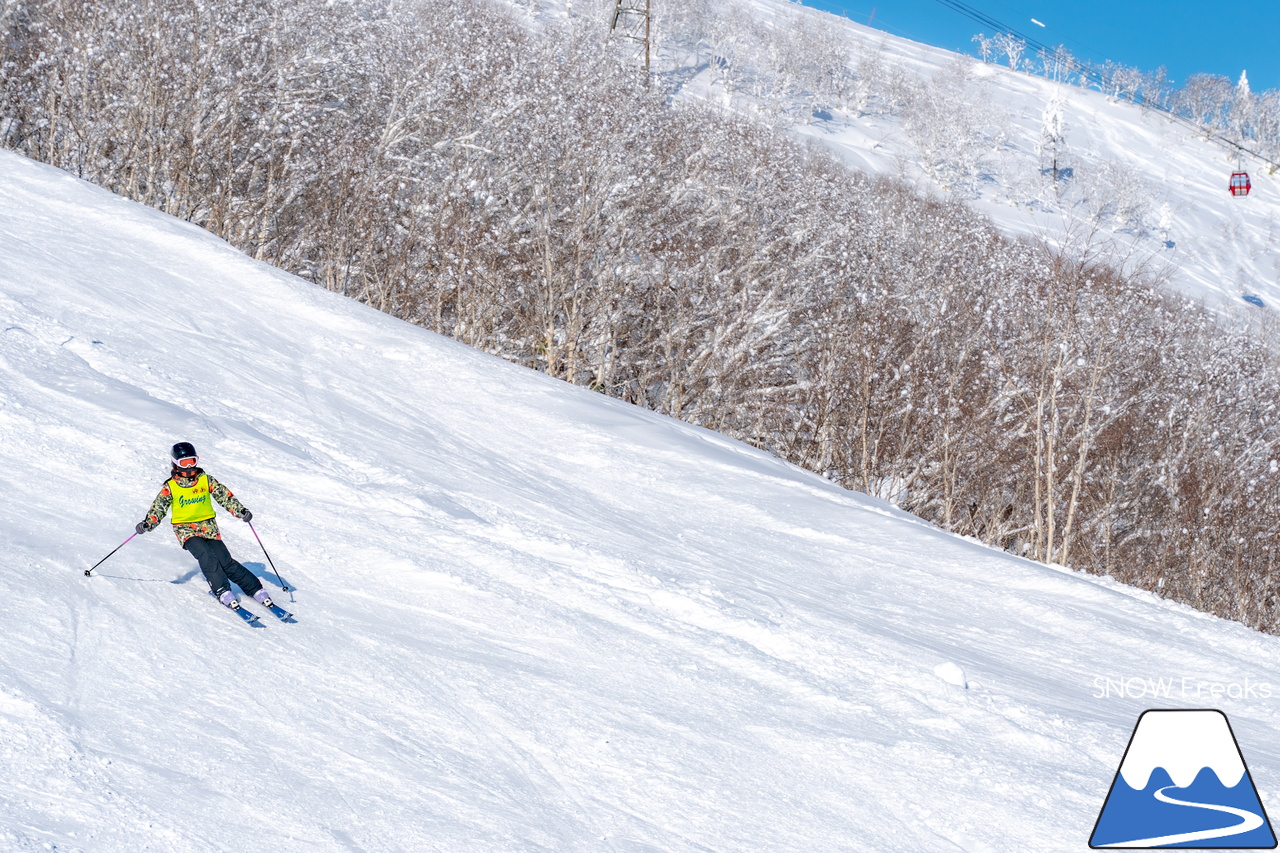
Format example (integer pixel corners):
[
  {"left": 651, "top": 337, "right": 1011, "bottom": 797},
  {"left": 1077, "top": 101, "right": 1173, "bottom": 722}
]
[{"left": 140, "top": 467, "right": 250, "bottom": 547}]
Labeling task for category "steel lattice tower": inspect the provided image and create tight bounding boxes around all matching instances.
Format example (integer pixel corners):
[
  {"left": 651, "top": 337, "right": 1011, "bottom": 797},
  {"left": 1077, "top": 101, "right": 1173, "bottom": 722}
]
[{"left": 609, "top": 0, "right": 651, "bottom": 72}]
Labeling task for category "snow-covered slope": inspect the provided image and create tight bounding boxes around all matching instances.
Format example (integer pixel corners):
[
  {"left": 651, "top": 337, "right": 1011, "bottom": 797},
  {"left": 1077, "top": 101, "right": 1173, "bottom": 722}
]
[
  {"left": 5, "top": 148, "right": 1280, "bottom": 851},
  {"left": 672, "top": 1, "right": 1280, "bottom": 313}
]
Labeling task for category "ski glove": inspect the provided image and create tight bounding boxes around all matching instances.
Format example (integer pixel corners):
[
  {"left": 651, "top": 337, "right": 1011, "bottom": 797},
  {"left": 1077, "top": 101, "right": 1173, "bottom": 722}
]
[
  {"left": 135, "top": 521, "right": 148, "bottom": 534},
  {"left": 241, "top": 509, "right": 253, "bottom": 523}
]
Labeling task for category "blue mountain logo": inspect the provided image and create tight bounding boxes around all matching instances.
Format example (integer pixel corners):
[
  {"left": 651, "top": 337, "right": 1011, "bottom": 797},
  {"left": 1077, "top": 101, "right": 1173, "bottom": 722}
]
[{"left": 1091, "top": 709, "right": 1276, "bottom": 848}]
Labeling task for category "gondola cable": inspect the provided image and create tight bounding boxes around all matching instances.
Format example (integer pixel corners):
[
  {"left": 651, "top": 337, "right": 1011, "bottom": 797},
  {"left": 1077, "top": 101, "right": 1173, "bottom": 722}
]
[{"left": 929, "top": 0, "right": 1280, "bottom": 185}]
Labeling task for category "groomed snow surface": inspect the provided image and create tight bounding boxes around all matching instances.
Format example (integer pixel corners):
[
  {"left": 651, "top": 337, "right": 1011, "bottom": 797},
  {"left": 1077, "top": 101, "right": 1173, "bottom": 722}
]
[{"left": 5, "top": 148, "right": 1280, "bottom": 852}]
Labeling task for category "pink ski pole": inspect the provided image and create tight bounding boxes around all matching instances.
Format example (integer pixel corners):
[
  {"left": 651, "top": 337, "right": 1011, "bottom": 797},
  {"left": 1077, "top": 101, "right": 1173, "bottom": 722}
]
[{"left": 85, "top": 533, "right": 137, "bottom": 577}]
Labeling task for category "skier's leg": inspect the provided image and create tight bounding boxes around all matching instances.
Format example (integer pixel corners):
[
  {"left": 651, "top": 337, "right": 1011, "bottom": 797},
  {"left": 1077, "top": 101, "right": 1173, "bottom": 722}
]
[
  {"left": 185, "top": 537, "right": 233, "bottom": 597},
  {"left": 205, "top": 539, "right": 264, "bottom": 597}
]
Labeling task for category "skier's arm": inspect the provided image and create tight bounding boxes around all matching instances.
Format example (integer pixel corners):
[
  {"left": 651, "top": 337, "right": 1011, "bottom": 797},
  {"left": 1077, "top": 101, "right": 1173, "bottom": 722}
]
[
  {"left": 138, "top": 484, "right": 172, "bottom": 533},
  {"left": 207, "top": 476, "right": 251, "bottom": 520}
]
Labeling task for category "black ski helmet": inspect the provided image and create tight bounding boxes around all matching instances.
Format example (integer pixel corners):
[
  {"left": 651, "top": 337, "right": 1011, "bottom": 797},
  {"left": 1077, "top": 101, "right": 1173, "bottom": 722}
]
[{"left": 171, "top": 442, "right": 198, "bottom": 462}]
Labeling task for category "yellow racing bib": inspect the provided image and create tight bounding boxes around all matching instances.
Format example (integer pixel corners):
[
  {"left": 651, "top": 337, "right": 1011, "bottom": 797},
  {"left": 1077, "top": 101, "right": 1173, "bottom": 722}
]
[{"left": 169, "top": 474, "right": 216, "bottom": 524}]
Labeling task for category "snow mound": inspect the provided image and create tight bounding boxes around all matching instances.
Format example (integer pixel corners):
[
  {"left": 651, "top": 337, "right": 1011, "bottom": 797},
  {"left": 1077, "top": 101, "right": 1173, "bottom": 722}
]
[{"left": 934, "top": 662, "right": 969, "bottom": 689}]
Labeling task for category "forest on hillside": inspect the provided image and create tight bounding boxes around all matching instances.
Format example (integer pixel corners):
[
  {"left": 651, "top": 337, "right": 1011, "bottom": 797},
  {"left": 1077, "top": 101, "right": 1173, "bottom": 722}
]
[{"left": 4, "top": 0, "right": 1280, "bottom": 631}]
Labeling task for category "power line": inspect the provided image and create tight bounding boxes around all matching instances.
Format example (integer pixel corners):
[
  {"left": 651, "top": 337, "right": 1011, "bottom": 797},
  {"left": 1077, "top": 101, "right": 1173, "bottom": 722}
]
[{"left": 931, "top": 0, "right": 1280, "bottom": 172}]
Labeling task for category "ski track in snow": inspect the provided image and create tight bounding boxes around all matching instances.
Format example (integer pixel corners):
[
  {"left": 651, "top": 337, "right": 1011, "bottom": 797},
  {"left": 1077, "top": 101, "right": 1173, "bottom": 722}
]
[{"left": 3, "top": 71, "right": 1280, "bottom": 851}]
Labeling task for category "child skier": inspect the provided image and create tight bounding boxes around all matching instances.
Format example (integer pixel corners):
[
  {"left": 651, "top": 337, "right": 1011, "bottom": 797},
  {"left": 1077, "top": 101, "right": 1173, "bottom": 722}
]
[{"left": 135, "top": 442, "right": 274, "bottom": 612}]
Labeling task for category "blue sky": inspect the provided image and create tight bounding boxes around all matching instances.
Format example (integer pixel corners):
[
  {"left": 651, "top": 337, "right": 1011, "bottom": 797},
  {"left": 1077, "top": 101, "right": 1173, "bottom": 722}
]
[{"left": 798, "top": 0, "right": 1280, "bottom": 92}]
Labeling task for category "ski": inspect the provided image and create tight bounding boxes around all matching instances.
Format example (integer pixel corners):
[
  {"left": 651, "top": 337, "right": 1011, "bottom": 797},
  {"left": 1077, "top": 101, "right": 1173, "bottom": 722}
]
[
  {"left": 262, "top": 602, "right": 296, "bottom": 623},
  {"left": 227, "top": 603, "right": 265, "bottom": 628},
  {"left": 212, "top": 593, "right": 264, "bottom": 628}
]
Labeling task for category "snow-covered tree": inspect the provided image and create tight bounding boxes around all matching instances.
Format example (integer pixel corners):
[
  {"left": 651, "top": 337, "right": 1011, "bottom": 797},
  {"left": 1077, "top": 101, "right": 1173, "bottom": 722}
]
[
  {"left": 1037, "top": 45, "right": 1077, "bottom": 83},
  {"left": 901, "top": 58, "right": 1004, "bottom": 194},
  {"left": 1173, "top": 73, "right": 1234, "bottom": 128},
  {"left": 993, "top": 32, "right": 1025, "bottom": 72},
  {"left": 1038, "top": 90, "right": 1067, "bottom": 184},
  {"left": 971, "top": 33, "right": 994, "bottom": 64},
  {"left": 1229, "top": 69, "right": 1255, "bottom": 140}
]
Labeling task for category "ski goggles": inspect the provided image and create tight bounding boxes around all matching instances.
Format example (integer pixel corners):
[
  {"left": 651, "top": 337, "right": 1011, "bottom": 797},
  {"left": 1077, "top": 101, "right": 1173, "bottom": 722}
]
[{"left": 173, "top": 455, "right": 199, "bottom": 469}]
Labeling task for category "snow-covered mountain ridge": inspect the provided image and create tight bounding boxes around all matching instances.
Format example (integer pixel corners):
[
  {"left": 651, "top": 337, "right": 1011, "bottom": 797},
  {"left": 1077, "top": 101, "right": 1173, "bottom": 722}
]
[
  {"left": 624, "top": 0, "right": 1280, "bottom": 312},
  {"left": 6, "top": 139, "right": 1280, "bottom": 850}
]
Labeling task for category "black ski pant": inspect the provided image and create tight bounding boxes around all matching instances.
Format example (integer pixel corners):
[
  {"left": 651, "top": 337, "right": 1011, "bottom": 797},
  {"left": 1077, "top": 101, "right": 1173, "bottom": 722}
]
[{"left": 184, "top": 537, "right": 262, "bottom": 598}]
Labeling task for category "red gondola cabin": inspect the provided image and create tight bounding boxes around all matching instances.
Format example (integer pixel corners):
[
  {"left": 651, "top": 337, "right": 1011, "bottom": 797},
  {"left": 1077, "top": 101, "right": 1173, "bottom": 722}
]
[{"left": 1230, "top": 171, "right": 1251, "bottom": 197}]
